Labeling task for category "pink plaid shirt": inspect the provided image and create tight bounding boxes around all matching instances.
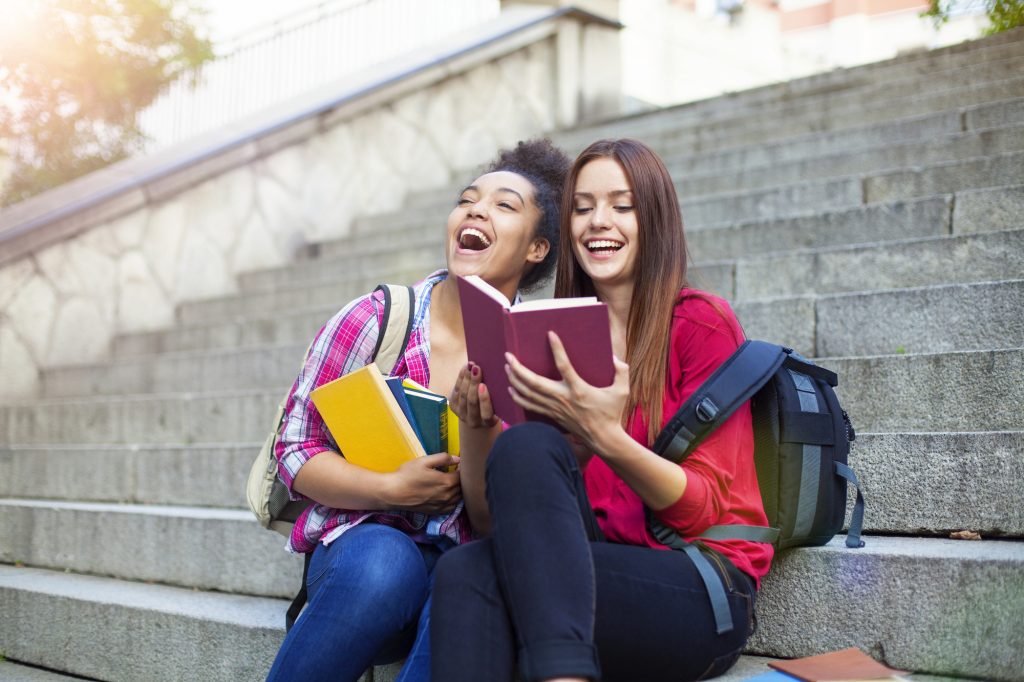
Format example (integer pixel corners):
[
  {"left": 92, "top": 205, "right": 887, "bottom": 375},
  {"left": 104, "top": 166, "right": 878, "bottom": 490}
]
[{"left": 275, "top": 270, "right": 472, "bottom": 553}]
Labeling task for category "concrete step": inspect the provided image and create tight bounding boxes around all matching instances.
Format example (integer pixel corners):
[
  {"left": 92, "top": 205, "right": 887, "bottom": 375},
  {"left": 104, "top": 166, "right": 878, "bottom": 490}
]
[
  {"left": 0, "top": 388, "right": 280, "bottom": 445},
  {"left": 663, "top": 93, "right": 1024, "bottom": 178},
  {"left": 373, "top": 93, "right": 1023, "bottom": 221},
  {"left": 0, "top": 661, "right": 93, "bottom": 682},
  {"left": 0, "top": 443, "right": 256, "bottom": 508},
  {"left": 177, "top": 255, "right": 440, "bottom": 325},
  {"left": 243, "top": 181, "right": 1014, "bottom": 307},
  {"left": 688, "top": 194, "right": 951, "bottom": 262},
  {"left": 737, "top": 280, "right": 1024, "bottom": 359},
  {"left": 748, "top": 535, "right": 1024, "bottom": 681},
  {"left": 654, "top": 66, "right": 1024, "bottom": 156},
  {"left": 0, "top": 564, "right": 285, "bottom": 682},
  {"left": 3, "top": 428, "right": 1018, "bottom": 538},
  {"left": 954, "top": 183, "right": 1024, "bottom": 235},
  {"left": 683, "top": 151, "right": 1023, "bottom": 228},
  {"left": 238, "top": 231, "right": 445, "bottom": 295},
  {"left": 815, "top": 279, "right": 1024, "bottom": 357},
  {"left": 3, "top": 531, "right": 1020, "bottom": 681},
  {"left": 829, "top": 348, "right": 1023, "bottom": 434},
  {"left": 309, "top": 210, "right": 452, "bottom": 262},
  {"left": 6, "top": 349, "right": 1022, "bottom": 443},
  {"left": 733, "top": 229, "right": 1024, "bottom": 301},
  {"left": 113, "top": 303, "right": 334, "bottom": 357},
  {"left": 48, "top": 278, "right": 1022, "bottom": 399},
  {"left": 851, "top": 431, "right": 1024, "bottom": 537},
  {"left": 42, "top": 342, "right": 308, "bottom": 397},
  {"left": 0, "top": 499, "right": 299, "bottom": 598},
  {"left": 865, "top": 150, "right": 1024, "bottom": 205},
  {"left": 557, "top": 43, "right": 1024, "bottom": 151},
  {"left": 678, "top": 124, "right": 1024, "bottom": 197}
]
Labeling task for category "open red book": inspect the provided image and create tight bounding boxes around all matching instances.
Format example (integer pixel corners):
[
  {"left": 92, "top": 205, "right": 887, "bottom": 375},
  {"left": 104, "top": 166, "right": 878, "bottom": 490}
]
[{"left": 457, "top": 275, "right": 615, "bottom": 426}]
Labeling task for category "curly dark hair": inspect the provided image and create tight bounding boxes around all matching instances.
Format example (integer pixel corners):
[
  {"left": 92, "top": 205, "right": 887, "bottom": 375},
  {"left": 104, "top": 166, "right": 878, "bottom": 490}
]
[{"left": 484, "top": 138, "right": 571, "bottom": 292}]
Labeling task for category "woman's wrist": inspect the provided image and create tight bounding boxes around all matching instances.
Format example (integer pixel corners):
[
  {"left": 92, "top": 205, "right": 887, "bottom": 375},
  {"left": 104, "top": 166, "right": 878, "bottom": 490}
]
[{"left": 589, "top": 421, "right": 633, "bottom": 462}]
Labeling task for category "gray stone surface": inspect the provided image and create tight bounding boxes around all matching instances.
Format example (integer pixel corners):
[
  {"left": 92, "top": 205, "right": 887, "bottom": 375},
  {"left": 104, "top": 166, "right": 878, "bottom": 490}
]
[
  {"left": 708, "top": 194, "right": 950, "bottom": 263},
  {"left": 953, "top": 184, "right": 1024, "bottom": 234},
  {"left": 658, "top": 72, "right": 1024, "bottom": 159},
  {"left": 0, "top": 564, "right": 285, "bottom": 682},
  {"left": 113, "top": 305, "right": 334, "bottom": 357},
  {"left": 41, "top": 344, "right": 308, "bottom": 397},
  {"left": 829, "top": 349, "right": 1024, "bottom": 433},
  {"left": 734, "top": 296, "right": 817, "bottom": 357},
  {"left": 681, "top": 177, "right": 864, "bottom": 228},
  {"left": 850, "top": 432, "right": 1024, "bottom": 536},
  {"left": 749, "top": 536, "right": 1024, "bottom": 681},
  {"left": 177, "top": 259, "right": 438, "bottom": 326},
  {"left": 555, "top": 36, "right": 1024, "bottom": 153},
  {"left": 865, "top": 150, "right": 1024, "bottom": 204},
  {"left": 734, "top": 230, "right": 1024, "bottom": 300},
  {"left": 660, "top": 87, "right": 1024, "bottom": 181},
  {"left": 0, "top": 662, "right": 89, "bottom": 682},
  {"left": 816, "top": 280, "right": 1024, "bottom": 357},
  {"left": 238, "top": 232, "right": 446, "bottom": 295},
  {"left": 1, "top": 391, "right": 276, "bottom": 445},
  {"left": 0, "top": 444, "right": 255, "bottom": 507},
  {"left": 679, "top": 125, "right": 1024, "bottom": 197},
  {"left": 0, "top": 499, "right": 299, "bottom": 597}
]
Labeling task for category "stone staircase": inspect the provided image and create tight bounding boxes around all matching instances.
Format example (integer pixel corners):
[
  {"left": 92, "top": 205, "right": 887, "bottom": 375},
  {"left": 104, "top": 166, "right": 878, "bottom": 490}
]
[{"left": 2, "top": 28, "right": 1023, "bottom": 682}]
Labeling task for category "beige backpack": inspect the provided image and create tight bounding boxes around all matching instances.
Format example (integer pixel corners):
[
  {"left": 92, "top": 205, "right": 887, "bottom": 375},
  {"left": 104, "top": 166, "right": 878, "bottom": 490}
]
[{"left": 245, "top": 284, "right": 415, "bottom": 535}]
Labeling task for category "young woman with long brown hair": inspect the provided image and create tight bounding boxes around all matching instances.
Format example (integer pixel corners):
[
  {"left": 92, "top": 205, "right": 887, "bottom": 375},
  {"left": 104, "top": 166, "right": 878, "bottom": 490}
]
[{"left": 432, "top": 139, "right": 773, "bottom": 682}]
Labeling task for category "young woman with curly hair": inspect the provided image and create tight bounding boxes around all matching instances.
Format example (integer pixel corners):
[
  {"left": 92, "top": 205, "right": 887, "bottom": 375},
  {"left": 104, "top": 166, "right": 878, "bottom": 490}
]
[{"left": 266, "top": 139, "right": 571, "bottom": 682}]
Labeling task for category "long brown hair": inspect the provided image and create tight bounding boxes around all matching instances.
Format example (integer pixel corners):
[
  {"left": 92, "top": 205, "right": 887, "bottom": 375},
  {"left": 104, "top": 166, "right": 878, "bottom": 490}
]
[{"left": 555, "top": 139, "right": 688, "bottom": 445}]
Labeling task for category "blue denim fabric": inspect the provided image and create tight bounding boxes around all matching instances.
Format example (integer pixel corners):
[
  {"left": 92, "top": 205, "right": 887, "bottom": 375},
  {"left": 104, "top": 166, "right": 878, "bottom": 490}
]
[{"left": 267, "top": 523, "right": 446, "bottom": 682}]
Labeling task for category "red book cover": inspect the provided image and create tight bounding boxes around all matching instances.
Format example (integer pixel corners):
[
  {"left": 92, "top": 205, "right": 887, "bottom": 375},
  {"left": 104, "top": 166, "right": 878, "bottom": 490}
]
[
  {"left": 768, "top": 648, "right": 907, "bottom": 682},
  {"left": 457, "top": 275, "right": 615, "bottom": 426}
]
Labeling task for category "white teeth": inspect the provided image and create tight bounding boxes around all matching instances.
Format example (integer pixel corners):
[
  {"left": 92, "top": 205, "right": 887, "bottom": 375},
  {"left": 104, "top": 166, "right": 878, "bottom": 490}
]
[
  {"left": 460, "top": 227, "right": 491, "bottom": 248},
  {"left": 586, "top": 240, "right": 623, "bottom": 251}
]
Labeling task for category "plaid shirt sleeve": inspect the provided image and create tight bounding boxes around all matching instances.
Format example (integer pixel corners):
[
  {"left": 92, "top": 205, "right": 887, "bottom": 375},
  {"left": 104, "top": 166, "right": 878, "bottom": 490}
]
[{"left": 274, "top": 290, "right": 385, "bottom": 498}]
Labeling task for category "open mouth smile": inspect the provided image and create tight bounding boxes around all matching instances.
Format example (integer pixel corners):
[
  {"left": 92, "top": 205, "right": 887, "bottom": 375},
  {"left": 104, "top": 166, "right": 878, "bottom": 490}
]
[
  {"left": 458, "top": 227, "right": 492, "bottom": 251},
  {"left": 584, "top": 239, "right": 624, "bottom": 255}
]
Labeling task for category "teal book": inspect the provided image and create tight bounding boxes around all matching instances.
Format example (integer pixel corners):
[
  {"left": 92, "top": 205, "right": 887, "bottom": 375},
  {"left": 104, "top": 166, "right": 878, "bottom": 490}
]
[
  {"left": 384, "top": 377, "right": 424, "bottom": 446},
  {"left": 403, "top": 387, "right": 449, "bottom": 455}
]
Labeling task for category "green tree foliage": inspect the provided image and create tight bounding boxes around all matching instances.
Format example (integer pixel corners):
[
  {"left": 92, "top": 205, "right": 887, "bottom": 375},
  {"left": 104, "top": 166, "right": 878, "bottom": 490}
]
[
  {"left": 0, "top": 0, "right": 213, "bottom": 206},
  {"left": 922, "top": 0, "right": 1024, "bottom": 33}
]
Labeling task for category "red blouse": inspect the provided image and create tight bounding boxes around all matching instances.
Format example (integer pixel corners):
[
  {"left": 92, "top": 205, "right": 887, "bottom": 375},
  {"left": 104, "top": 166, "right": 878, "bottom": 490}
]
[{"left": 583, "top": 289, "right": 774, "bottom": 586}]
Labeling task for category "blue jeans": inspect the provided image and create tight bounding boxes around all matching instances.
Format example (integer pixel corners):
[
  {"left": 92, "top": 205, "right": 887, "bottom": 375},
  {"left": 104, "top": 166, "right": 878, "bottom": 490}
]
[
  {"left": 266, "top": 523, "right": 446, "bottom": 682},
  {"left": 431, "top": 423, "right": 756, "bottom": 682}
]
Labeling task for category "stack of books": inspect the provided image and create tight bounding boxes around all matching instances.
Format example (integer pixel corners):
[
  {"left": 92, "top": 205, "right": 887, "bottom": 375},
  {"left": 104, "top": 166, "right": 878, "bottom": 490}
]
[{"left": 310, "top": 364, "right": 459, "bottom": 473}]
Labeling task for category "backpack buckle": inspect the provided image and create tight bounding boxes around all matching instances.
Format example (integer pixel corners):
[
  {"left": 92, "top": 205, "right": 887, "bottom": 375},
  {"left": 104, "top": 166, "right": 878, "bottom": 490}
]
[{"left": 696, "top": 397, "right": 719, "bottom": 422}]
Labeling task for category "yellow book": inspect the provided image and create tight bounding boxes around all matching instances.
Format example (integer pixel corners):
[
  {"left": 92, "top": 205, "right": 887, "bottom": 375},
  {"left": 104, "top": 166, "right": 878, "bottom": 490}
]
[
  {"left": 402, "top": 378, "right": 460, "bottom": 457},
  {"left": 311, "top": 363, "right": 426, "bottom": 473}
]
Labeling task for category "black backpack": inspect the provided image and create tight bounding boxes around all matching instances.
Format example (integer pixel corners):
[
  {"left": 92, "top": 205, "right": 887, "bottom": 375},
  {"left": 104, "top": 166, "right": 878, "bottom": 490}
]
[{"left": 648, "top": 340, "right": 865, "bottom": 635}]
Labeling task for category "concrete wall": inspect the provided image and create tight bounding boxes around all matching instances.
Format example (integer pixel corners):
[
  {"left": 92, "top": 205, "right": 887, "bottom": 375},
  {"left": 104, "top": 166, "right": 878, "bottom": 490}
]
[{"left": 0, "top": 7, "right": 622, "bottom": 401}]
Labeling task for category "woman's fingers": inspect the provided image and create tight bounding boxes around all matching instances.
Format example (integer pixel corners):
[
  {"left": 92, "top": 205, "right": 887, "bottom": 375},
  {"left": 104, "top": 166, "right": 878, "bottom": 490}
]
[
  {"left": 547, "top": 331, "right": 584, "bottom": 386},
  {"left": 476, "top": 382, "right": 497, "bottom": 426},
  {"left": 504, "top": 352, "right": 562, "bottom": 397}
]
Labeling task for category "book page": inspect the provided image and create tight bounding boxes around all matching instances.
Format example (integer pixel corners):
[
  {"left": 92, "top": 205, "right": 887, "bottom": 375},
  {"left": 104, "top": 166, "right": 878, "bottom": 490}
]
[
  {"left": 461, "top": 275, "right": 511, "bottom": 308},
  {"left": 511, "top": 296, "right": 599, "bottom": 312}
]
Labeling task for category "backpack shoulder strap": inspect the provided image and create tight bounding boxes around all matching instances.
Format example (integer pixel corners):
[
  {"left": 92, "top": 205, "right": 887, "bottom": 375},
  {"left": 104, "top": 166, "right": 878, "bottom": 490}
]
[
  {"left": 653, "top": 340, "right": 790, "bottom": 463},
  {"left": 372, "top": 284, "right": 415, "bottom": 374}
]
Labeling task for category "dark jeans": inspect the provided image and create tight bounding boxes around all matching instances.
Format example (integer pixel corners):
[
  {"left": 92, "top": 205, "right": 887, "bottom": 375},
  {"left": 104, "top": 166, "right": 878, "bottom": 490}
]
[{"left": 431, "top": 423, "right": 756, "bottom": 682}]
